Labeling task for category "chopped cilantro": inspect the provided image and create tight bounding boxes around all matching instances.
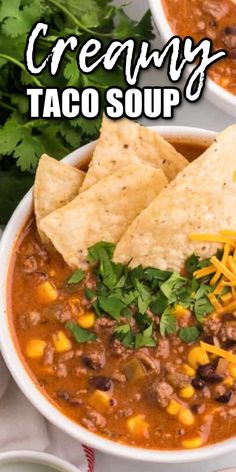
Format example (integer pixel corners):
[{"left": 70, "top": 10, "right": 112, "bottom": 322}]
[
  {"left": 98, "top": 295, "right": 124, "bottom": 321},
  {"left": 160, "top": 309, "right": 177, "bottom": 337},
  {"left": 87, "top": 242, "right": 115, "bottom": 264},
  {"left": 160, "top": 273, "right": 188, "bottom": 305},
  {"left": 114, "top": 324, "right": 135, "bottom": 348},
  {"left": 133, "top": 278, "right": 152, "bottom": 315},
  {"left": 151, "top": 292, "right": 169, "bottom": 315},
  {"left": 67, "top": 268, "right": 85, "bottom": 285},
  {"left": 66, "top": 322, "right": 97, "bottom": 343},
  {"left": 135, "top": 324, "right": 156, "bottom": 348},
  {"left": 179, "top": 326, "right": 200, "bottom": 343},
  {"left": 194, "top": 284, "right": 214, "bottom": 322}
]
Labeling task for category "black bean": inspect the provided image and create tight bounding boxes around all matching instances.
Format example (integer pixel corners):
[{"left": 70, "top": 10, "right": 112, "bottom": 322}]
[
  {"left": 191, "top": 377, "right": 205, "bottom": 390},
  {"left": 215, "top": 391, "right": 232, "bottom": 404},
  {"left": 225, "top": 26, "right": 236, "bottom": 36},
  {"left": 202, "top": 336, "right": 214, "bottom": 345},
  {"left": 197, "top": 363, "right": 223, "bottom": 384},
  {"left": 89, "top": 376, "right": 113, "bottom": 392}
]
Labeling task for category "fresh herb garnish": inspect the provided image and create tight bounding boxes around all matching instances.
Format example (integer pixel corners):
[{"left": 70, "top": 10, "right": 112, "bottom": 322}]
[
  {"left": 68, "top": 268, "right": 85, "bottom": 285},
  {"left": 98, "top": 295, "right": 124, "bottom": 321},
  {"left": 135, "top": 324, "right": 156, "bottom": 348},
  {"left": 160, "top": 308, "right": 177, "bottom": 337},
  {"left": 179, "top": 326, "right": 200, "bottom": 343},
  {"left": 87, "top": 242, "right": 116, "bottom": 264},
  {"left": 81, "top": 241, "right": 217, "bottom": 349},
  {"left": 66, "top": 322, "right": 97, "bottom": 343}
]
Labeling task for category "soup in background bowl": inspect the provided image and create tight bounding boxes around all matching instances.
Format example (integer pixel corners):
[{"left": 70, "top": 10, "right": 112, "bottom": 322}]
[
  {"left": 4, "top": 124, "right": 236, "bottom": 463},
  {"left": 149, "top": 0, "right": 236, "bottom": 117}
]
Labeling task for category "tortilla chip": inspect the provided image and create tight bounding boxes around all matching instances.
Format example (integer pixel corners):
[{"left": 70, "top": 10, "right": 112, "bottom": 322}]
[
  {"left": 39, "top": 164, "right": 168, "bottom": 268},
  {"left": 114, "top": 125, "right": 236, "bottom": 272},
  {"left": 81, "top": 116, "right": 188, "bottom": 191},
  {"left": 34, "top": 154, "right": 85, "bottom": 241}
]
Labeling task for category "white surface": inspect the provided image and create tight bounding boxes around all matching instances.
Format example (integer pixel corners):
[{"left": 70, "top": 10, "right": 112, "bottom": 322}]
[{"left": 95, "top": 0, "right": 236, "bottom": 471}]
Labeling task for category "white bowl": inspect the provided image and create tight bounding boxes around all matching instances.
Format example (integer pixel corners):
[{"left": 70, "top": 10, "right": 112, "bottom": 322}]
[
  {"left": 149, "top": 0, "right": 236, "bottom": 117},
  {"left": 2, "top": 125, "right": 235, "bottom": 463},
  {"left": 0, "top": 450, "right": 81, "bottom": 472}
]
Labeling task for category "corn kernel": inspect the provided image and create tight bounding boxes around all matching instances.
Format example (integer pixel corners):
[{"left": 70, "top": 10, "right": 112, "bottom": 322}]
[
  {"left": 26, "top": 339, "right": 46, "bottom": 359},
  {"left": 179, "top": 385, "right": 195, "bottom": 399},
  {"left": 52, "top": 331, "right": 72, "bottom": 353},
  {"left": 178, "top": 408, "right": 195, "bottom": 426},
  {"left": 89, "top": 390, "right": 110, "bottom": 413},
  {"left": 229, "top": 363, "right": 236, "bottom": 379},
  {"left": 78, "top": 312, "right": 95, "bottom": 329},
  {"left": 173, "top": 304, "right": 190, "bottom": 317},
  {"left": 127, "top": 415, "right": 149, "bottom": 437},
  {"left": 166, "top": 399, "right": 181, "bottom": 416},
  {"left": 182, "top": 437, "right": 203, "bottom": 449},
  {"left": 223, "top": 376, "right": 234, "bottom": 387},
  {"left": 188, "top": 346, "right": 210, "bottom": 369},
  {"left": 182, "top": 364, "right": 196, "bottom": 377},
  {"left": 36, "top": 281, "right": 58, "bottom": 304}
]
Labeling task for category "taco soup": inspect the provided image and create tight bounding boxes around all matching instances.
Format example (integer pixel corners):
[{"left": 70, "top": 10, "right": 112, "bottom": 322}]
[
  {"left": 162, "top": 0, "right": 236, "bottom": 95},
  {"left": 8, "top": 118, "right": 236, "bottom": 451}
]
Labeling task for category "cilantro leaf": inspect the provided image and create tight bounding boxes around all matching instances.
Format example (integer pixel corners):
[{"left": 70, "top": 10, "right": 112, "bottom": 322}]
[
  {"left": 66, "top": 322, "right": 97, "bottom": 343},
  {"left": 160, "top": 273, "right": 188, "bottom": 305},
  {"left": 179, "top": 326, "right": 200, "bottom": 343},
  {"left": 98, "top": 295, "right": 124, "bottom": 321},
  {"left": 194, "top": 284, "right": 214, "bottom": 323},
  {"left": 133, "top": 278, "right": 152, "bottom": 315},
  {"left": 151, "top": 291, "right": 169, "bottom": 315},
  {"left": 68, "top": 269, "right": 85, "bottom": 285},
  {"left": 160, "top": 309, "right": 177, "bottom": 337},
  {"left": 135, "top": 324, "right": 156, "bottom": 349},
  {"left": 87, "top": 242, "right": 115, "bottom": 264},
  {"left": 115, "top": 9, "right": 154, "bottom": 41},
  {"left": 114, "top": 324, "right": 135, "bottom": 348}
]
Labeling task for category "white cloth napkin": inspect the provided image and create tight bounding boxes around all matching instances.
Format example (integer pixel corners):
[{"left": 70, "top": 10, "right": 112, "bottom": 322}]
[{"left": 0, "top": 229, "right": 94, "bottom": 472}]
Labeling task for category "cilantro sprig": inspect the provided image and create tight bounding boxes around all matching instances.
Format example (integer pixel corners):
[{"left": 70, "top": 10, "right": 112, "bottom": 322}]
[{"left": 0, "top": 1, "right": 154, "bottom": 224}]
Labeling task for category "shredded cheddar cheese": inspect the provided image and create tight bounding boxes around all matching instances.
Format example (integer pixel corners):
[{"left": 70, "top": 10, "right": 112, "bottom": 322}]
[
  {"left": 193, "top": 265, "right": 216, "bottom": 279},
  {"left": 201, "top": 341, "right": 236, "bottom": 365},
  {"left": 208, "top": 293, "right": 222, "bottom": 312},
  {"left": 189, "top": 232, "right": 236, "bottom": 314},
  {"left": 189, "top": 233, "right": 235, "bottom": 247}
]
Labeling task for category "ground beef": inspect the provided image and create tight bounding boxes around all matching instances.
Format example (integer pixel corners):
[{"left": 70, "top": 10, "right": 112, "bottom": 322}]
[
  {"left": 167, "top": 372, "right": 191, "bottom": 389},
  {"left": 22, "top": 256, "right": 38, "bottom": 274},
  {"left": 109, "top": 336, "right": 129, "bottom": 359},
  {"left": 85, "top": 408, "right": 107, "bottom": 430},
  {"left": 56, "top": 363, "right": 67, "bottom": 378},
  {"left": 156, "top": 338, "right": 170, "bottom": 359},
  {"left": 204, "top": 314, "right": 222, "bottom": 336},
  {"left": 148, "top": 380, "right": 173, "bottom": 408},
  {"left": 43, "top": 342, "right": 54, "bottom": 366},
  {"left": 82, "top": 344, "right": 106, "bottom": 370},
  {"left": 202, "top": 0, "right": 229, "bottom": 20},
  {"left": 220, "top": 321, "right": 236, "bottom": 341},
  {"left": 51, "top": 303, "right": 72, "bottom": 323}
]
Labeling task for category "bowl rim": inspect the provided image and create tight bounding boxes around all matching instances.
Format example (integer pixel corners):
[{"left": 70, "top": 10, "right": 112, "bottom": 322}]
[
  {"left": 2, "top": 125, "right": 236, "bottom": 463},
  {"left": 149, "top": 0, "right": 236, "bottom": 109},
  {"left": 0, "top": 450, "right": 81, "bottom": 472}
]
